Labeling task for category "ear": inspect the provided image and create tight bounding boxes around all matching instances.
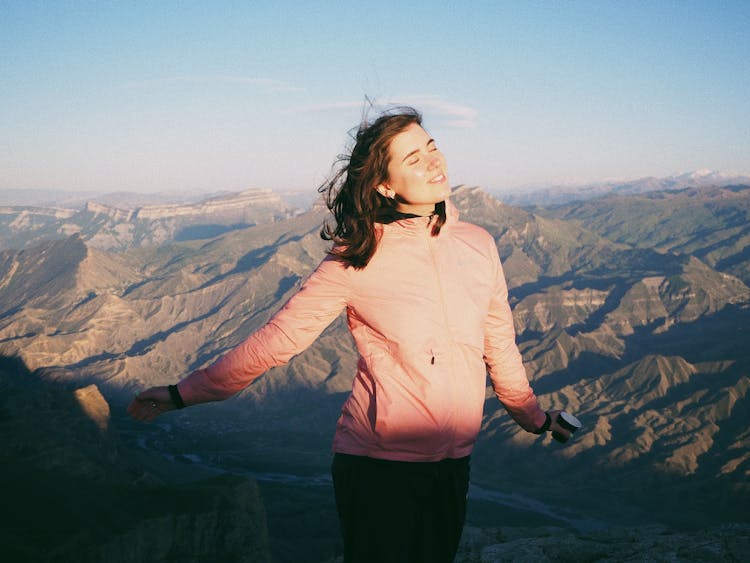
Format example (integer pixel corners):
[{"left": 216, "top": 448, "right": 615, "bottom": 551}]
[{"left": 376, "top": 184, "right": 392, "bottom": 199}]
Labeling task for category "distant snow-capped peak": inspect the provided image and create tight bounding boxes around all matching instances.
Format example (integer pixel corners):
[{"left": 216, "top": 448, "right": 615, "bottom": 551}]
[{"left": 673, "top": 169, "right": 749, "bottom": 183}]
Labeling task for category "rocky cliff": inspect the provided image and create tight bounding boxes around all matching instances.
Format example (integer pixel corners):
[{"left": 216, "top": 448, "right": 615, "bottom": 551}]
[
  {"left": 0, "top": 356, "right": 271, "bottom": 563},
  {"left": 0, "top": 187, "right": 295, "bottom": 251}
]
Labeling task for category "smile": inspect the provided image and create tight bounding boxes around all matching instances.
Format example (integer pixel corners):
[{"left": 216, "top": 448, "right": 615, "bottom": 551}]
[{"left": 429, "top": 173, "right": 447, "bottom": 184}]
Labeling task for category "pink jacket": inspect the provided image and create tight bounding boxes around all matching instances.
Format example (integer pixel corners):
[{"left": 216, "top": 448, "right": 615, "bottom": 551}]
[{"left": 179, "top": 200, "right": 546, "bottom": 462}]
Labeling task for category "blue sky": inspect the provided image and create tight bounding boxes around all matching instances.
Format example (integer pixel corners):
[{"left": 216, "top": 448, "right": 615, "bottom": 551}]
[{"left": 1, "top": 1, "right": 749, "bottom": 196}]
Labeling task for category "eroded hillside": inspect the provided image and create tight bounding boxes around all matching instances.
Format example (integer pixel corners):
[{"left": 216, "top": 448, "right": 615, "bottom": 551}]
[{"left": 1, "top": 185, "right": 748, "bottom": 559}]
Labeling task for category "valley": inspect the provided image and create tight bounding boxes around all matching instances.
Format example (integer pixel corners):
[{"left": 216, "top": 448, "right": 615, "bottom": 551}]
[{"left": 1, "top": 182, "right": 748, "bottom": 561}]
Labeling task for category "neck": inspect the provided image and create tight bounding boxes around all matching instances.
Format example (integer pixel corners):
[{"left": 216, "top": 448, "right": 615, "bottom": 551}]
[{"left": 395, "top": 202, "right": 436, "bottom": 216}]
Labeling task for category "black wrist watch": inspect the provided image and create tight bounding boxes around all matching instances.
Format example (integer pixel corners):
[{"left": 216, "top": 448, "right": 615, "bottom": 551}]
[
  {"left": 536, "top": 411, "right": 551, "bottom": 434},
  {"left": 168, "top": 384, "right": 186, "bottom": 409}
]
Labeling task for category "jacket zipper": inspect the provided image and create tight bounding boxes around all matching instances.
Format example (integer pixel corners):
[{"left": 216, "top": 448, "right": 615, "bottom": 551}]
[
  {"left": 427, "top": 237, "right": 452, "bottom": 345},
  {"left": 426, "top": 235, "right": 458, "bottom": 446}
]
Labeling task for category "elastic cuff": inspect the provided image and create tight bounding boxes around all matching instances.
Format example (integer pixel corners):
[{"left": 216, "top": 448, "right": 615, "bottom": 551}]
[
  {"left": 535, "top": 411, "right": 551, "bottom": 434},
  {"left": 168, "top": 384, "right": 186, "bottom": 409}
]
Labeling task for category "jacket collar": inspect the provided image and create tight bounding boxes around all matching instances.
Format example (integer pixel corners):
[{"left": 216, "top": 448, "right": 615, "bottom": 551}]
[
  {"left": 375, "top": 197, "right": 458, "bottom": 235},
  {"left": 374, "top": 206, "right": 424, "bottom": 225}
]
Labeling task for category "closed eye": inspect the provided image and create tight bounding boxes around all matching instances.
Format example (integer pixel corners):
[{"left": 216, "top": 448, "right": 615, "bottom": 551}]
[{"left": 402, "top": 139, "right": 438, "bottom": 165}]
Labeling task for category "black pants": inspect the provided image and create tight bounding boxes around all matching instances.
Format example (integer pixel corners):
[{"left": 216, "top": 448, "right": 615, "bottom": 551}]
[{"left": 331, "top": 453, "right": 470, "bottom": 563}]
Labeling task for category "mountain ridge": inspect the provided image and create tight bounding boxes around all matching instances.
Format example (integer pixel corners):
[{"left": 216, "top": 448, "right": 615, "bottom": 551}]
[
  {"left": 492, "top": 170, "right": 750, "bottom": 206},
  {"left": 0, "top": 187, "right": 298, "bottom": 251},
  {"left": 1, "top": 184, "right": 748, "bottom": 560},
  {"left": 535, "top": 183, "right": 750, "bottom": 286}
]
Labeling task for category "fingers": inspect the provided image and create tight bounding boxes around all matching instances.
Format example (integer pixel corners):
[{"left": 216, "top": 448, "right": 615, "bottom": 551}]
[
  {"left": 543, "top": 410, "right": 569, "bottom": 442},
  {"left": 551, "top": 429, "right": 572, "bottom": 443},
  {"left": 128, "top": 397, "right": 161, "bottom": 422},
  {"left": 548, "top": 411, "right": 580, "bottom": 443},
  {"left": 127, "top": 386, "right": 173, "bottom": 423}
]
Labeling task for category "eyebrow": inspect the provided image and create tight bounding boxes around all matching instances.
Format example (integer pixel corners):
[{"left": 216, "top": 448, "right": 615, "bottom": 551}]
[{"left": 401, "top": 138, "right": 436, "bottom": 163}]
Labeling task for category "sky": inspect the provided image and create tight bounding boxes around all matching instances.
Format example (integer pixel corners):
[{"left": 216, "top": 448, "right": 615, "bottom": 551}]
[{"left": 1, "top": 1, "right": 749, "bottom": 197}]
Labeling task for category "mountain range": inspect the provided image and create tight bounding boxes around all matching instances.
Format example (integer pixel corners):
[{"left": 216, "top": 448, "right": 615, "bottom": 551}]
[
  {"left": 1, "top": 181, "right": 748, "bottom": 561},
  {"left": 0, "top": 187, "right": 297, "bottom": 251},
  {"left": 492, "top": 169, "right": 750, "bottom": 206}
]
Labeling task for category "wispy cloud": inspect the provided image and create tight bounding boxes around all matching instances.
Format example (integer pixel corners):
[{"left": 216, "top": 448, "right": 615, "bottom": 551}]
[
  {"left": 291, "top": 95, "right": 478, "bottom": 128},
  {"left": 125, "top": 75, "right": 303, "bottom": 93},
  {"left": 290, "top": 101, "right": 366, "bottom": 113},
  {"left": 388, "top": 95, "right": 478, "bottom": 129}
]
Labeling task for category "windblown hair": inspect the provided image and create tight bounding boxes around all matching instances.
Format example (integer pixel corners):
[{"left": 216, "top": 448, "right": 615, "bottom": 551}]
[{"left": 319, "top": 107, "right": 446, "bottom": 269}]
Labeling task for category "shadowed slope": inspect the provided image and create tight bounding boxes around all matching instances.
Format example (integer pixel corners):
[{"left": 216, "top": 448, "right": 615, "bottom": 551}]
[{"left": 0, "top": 355, "right": 271, "bottom": 563}]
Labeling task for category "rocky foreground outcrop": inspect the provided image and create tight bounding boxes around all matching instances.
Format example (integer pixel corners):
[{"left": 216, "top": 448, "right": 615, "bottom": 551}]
[
  {"left": 455, "top": 524, "right": 750, "bottom": 562},
  {"left": 0, "top": 356, "right": 271, "bottom": 563},
  {"left": 319, "top": 524, "right": 750, "bottom": 562}
]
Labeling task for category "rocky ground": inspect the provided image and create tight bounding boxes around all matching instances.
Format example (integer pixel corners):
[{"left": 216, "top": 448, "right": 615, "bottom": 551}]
[
  {"left": 455, "top": 524, "right": 750, "bottom": 562},
  {"left": 316, "top": 524, "right": 750, "bottom": 563}
]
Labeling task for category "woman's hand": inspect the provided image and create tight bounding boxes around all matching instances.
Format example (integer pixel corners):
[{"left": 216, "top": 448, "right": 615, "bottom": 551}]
[
  {"left": 127, "top": 386, "right": 175, "bottom": 423},
  {"left": 546, "top": 409, "right": 573, "bottom": 443}
]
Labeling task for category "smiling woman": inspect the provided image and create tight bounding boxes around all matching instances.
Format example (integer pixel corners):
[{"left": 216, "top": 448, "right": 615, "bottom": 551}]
[
  {"left": 128, "top": 106, "right": 575, "bottom": 563},
  {"left": 319, "top": 108, "right": 448, "bottom": 269},
  {"left": 377, "top": 123, "right": 451, "bottom": 215}
]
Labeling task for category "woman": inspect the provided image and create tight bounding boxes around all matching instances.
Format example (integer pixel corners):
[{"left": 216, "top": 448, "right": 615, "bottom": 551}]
[{"left": 128, "top": 107, "right": 574, "bottom": 562}]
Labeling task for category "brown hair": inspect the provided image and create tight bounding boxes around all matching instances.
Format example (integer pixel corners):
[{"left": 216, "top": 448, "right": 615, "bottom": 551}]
[{"left": 319, "top": 107, "right": 446, "bottom": 269}]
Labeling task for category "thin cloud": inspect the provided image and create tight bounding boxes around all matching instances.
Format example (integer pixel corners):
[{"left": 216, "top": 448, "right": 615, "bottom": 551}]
[
  {"left": 290, "top": 101, "right": 366, "bottom": 113},
  {"left": 125, "top": 75, "right": 303, "bottom": 92},
  {"left": 291, "top": 96, "right": 478, "bottom": 128},
  {"left": 390, "top": 96, "right": 478, "bottom": 129}
]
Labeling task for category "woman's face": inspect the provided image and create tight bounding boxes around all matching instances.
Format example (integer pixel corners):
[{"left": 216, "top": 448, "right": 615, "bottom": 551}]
[{"left": 379, "top": 123, "right": 450, "bottom": 215}]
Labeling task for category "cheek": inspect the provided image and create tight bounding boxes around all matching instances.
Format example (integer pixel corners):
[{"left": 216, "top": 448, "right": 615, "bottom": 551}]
[
  {"left": 434, "top": 152, "right": 448, "bottom": 171},
  {"left": 388, "top": 167, "right": 421, "bottom": 190}
]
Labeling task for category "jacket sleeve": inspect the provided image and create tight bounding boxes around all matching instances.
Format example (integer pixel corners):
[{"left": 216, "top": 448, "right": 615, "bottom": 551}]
[
  {"left": 178, "top": 254, "right": 350, "bottom": 405},
  {"left": 483, "top": 244, "right": 547, "bottom": 433}
]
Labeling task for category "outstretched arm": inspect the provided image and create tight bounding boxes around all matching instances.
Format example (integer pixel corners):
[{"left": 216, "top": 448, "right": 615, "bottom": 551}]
[
  {"left": 482, "top": 244, "right": 579, "bottom": 442},
  {"left": 482, "top": 243, "right": 547, "bottom": 432},
  {"left": 127, "top": 254, "right": 350, "bottom": 421}
]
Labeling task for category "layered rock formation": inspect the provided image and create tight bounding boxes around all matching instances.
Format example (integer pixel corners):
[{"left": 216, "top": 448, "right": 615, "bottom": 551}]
[
  {"left": 538, "top": 184, "right": 750, "bottom": 285},
  {"left": 1, "top": 184, "right": 749, "bottom": 561},
  {"left": 0, "top": 187, "right": 295, "bottom": 251}
]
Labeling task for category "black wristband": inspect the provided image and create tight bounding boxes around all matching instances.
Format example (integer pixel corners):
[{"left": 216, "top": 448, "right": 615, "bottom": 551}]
[
  {"left": 536, "top": 412, "right": 551, "bottom": 434},
  {"left": 168, "top": 384, "right": 186, "bottom": 409}
]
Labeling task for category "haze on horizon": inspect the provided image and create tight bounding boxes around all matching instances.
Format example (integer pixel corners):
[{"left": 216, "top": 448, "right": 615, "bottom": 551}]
[{"left": 2, "top": 1, "right": 749, "bottom": 196}]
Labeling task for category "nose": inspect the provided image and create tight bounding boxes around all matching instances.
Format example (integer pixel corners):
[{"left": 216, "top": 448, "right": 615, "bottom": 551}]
[{"left": 427, "top": 152, "right": 441, "bottom": 170}]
